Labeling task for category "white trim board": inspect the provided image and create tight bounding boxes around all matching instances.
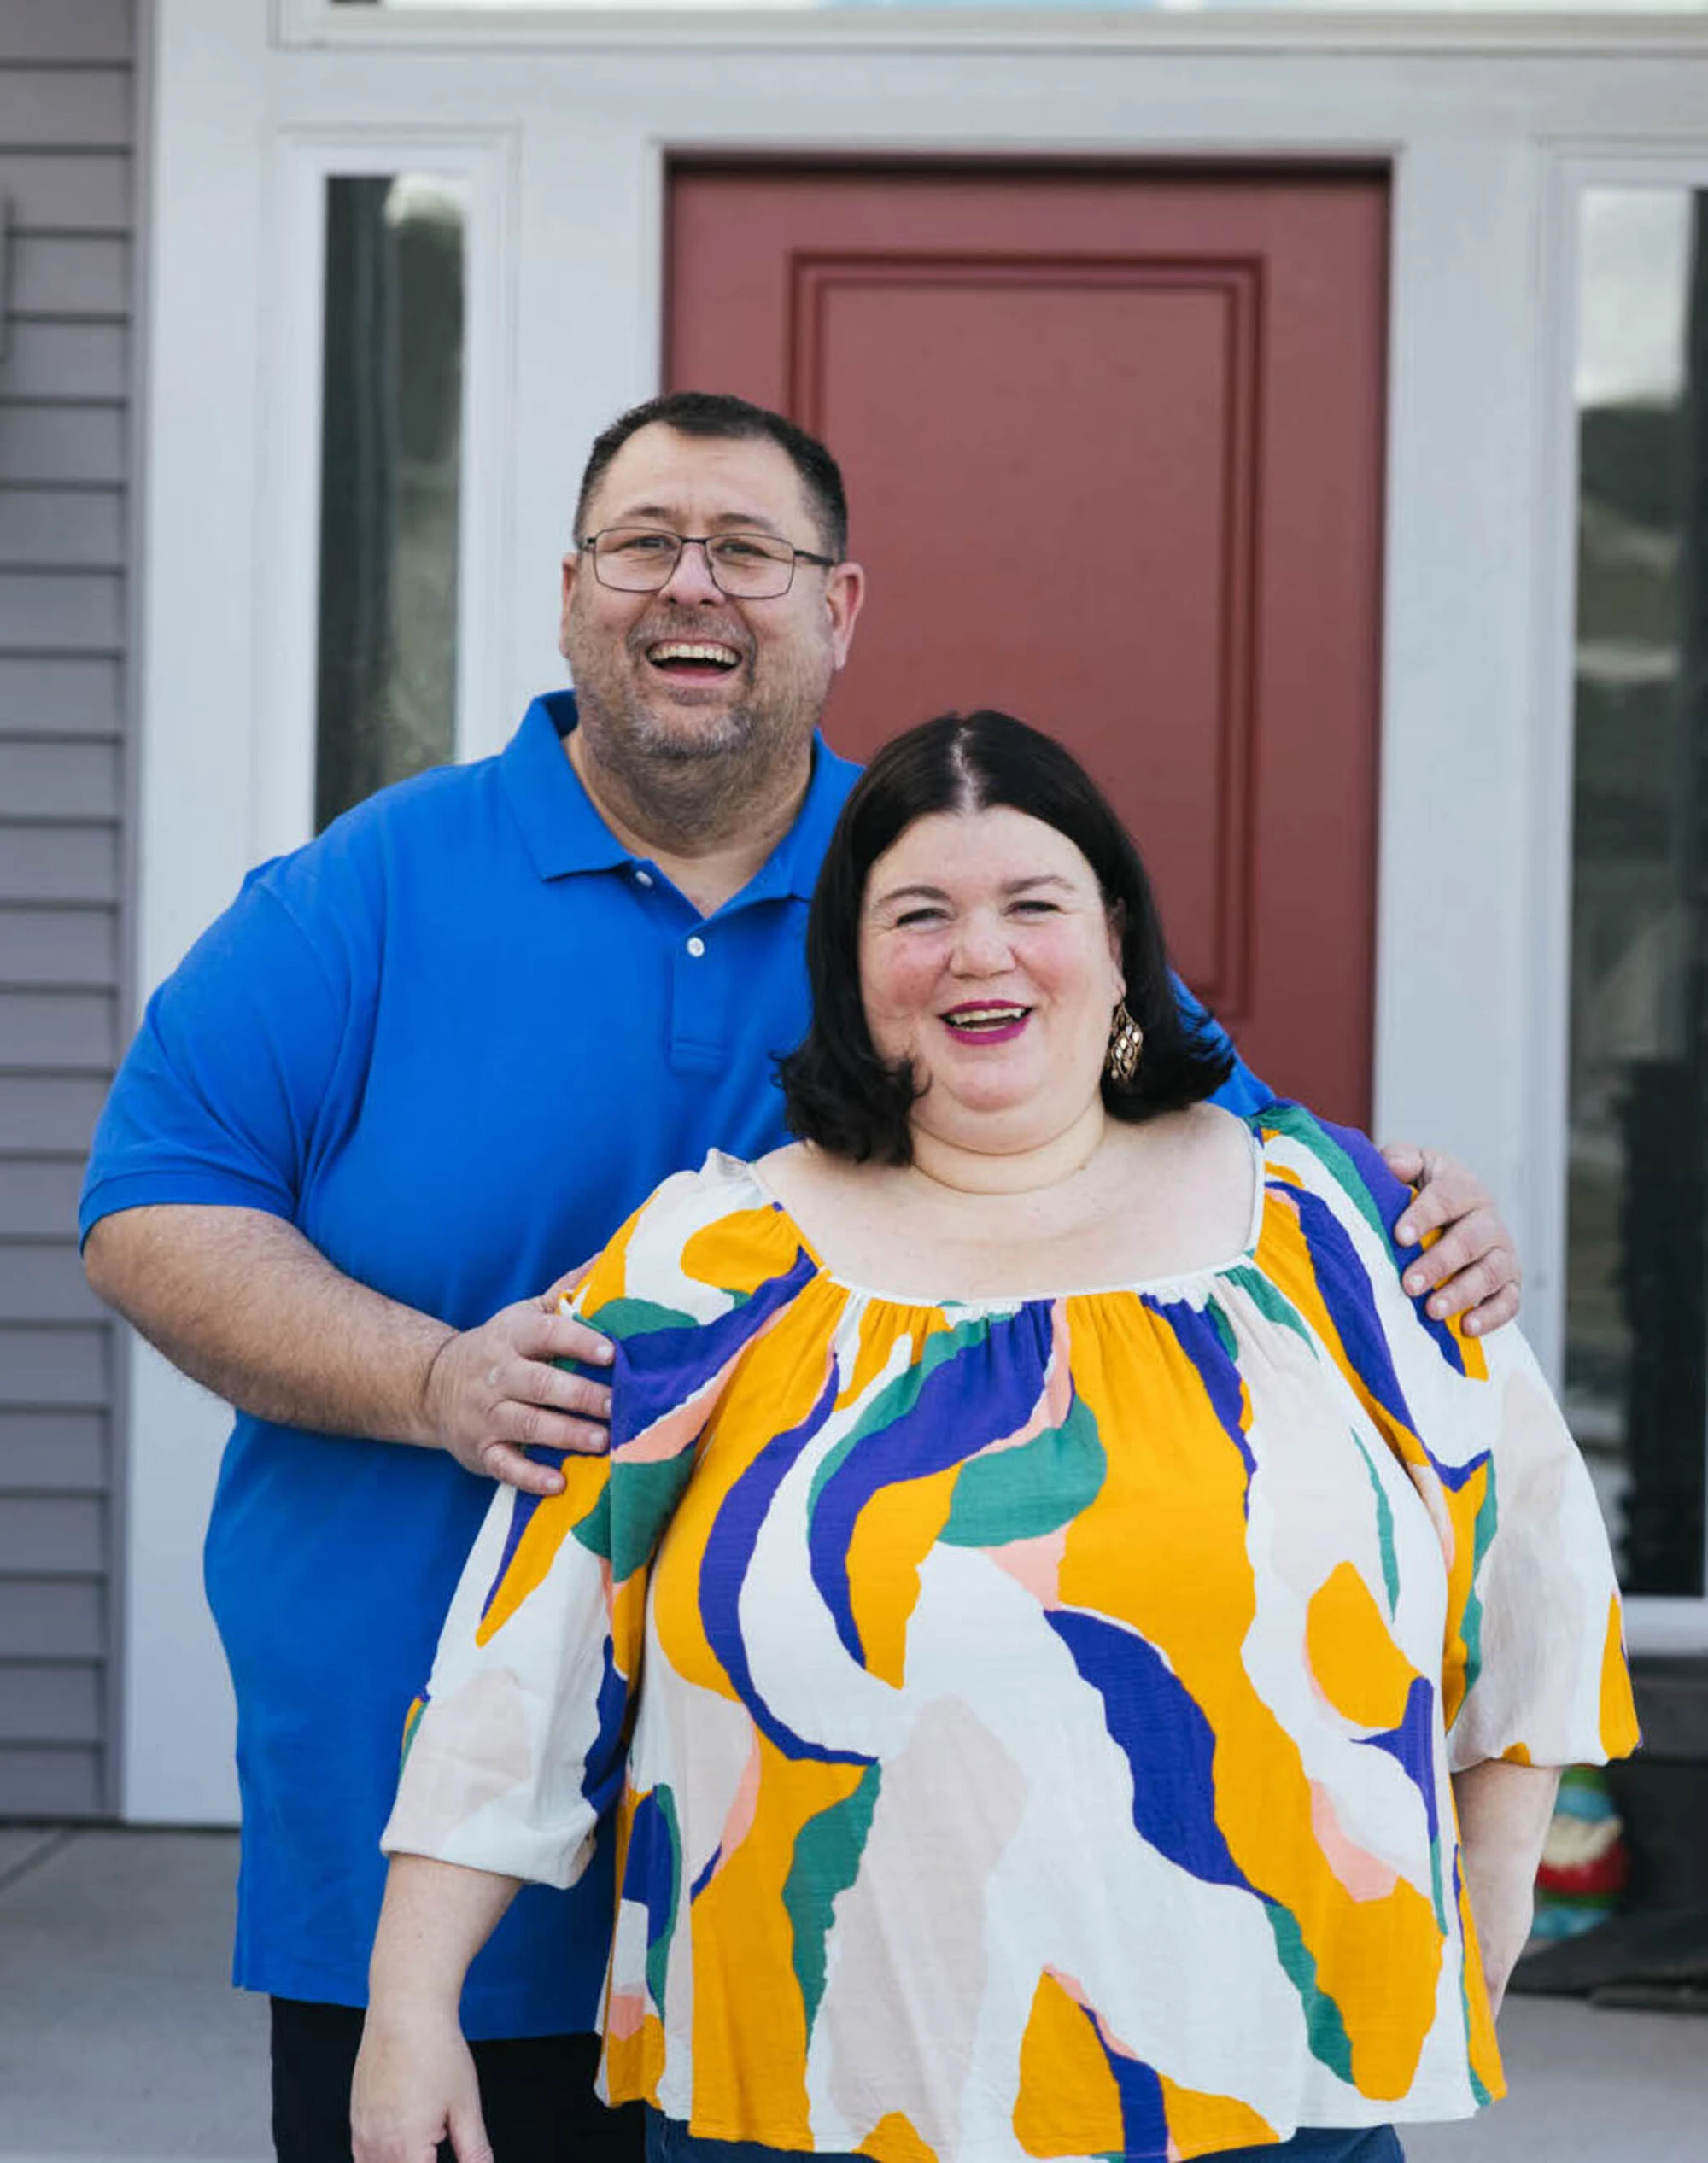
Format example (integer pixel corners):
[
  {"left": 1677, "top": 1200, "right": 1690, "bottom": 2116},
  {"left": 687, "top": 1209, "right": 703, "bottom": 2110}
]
[{"left": 273, "top": 3, "right": 1708, "bottom": 60}]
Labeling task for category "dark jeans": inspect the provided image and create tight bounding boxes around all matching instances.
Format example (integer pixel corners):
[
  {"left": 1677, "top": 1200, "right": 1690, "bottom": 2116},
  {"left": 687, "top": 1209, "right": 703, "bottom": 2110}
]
[
  {"left": 271, "top": 1996, "right": 645, "bottom": 2163},
  {"left": 645, "top": 2109, "right": 1404, "bottom": 2163}
]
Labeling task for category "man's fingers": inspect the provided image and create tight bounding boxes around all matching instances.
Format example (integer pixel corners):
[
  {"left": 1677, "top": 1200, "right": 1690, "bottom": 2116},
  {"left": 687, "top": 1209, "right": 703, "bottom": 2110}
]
[
  {"left": 425, "top": 1300, "right": 614, "bottom": 1478},
  {"left": 1462, "top": 1281, "right": 1522, "bottom": 1339},
  {"left": 503, "top": 1395, "right": 611, "bottom": 1454},
  {"left": 474, "top": 1440, "right": 568, "bottom": 1494},
  {"left": 1394, "top": 1169, "right": 1488, "bottom": 1248},
  {"left": 1420, "top": 1252, "right": 1505, "bottom": 1323},
  {"left": 1405, "top": 1236, "right": 1519, "bottom": 1327},
  {"left": 490, "top": 1349, "right": 610, "bottom": 1423},
  {"left": 506, "top": 1306, "right": 614, "bottom": 1370},
  {"left": 1381, "top": 1139, "right": 1426, "bottom": 1189},
  {"left": 538, "top": 1256, "right": 596, "bottom": 1312},
  {"left": 1400, "top": 1213, "right": 1490, "bottom": 1297},
  {"left": 480, "top": 1396, "right": 611, "bottom": 1468}
]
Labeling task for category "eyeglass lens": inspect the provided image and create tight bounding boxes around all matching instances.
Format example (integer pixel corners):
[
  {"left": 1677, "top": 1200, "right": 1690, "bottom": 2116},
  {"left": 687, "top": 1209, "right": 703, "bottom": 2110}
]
[{"left": 593, "top": 528, "right": 798, "bottom": 597}]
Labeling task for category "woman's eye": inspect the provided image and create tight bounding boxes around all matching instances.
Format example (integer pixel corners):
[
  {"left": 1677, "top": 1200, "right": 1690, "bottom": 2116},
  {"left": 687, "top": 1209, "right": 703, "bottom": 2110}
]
[
  {"left": 1010, "top": 899, "right": 1059, "bottom": 916},
  {"left": 894, "top": 908, "right": 946, "bottom": 928}
]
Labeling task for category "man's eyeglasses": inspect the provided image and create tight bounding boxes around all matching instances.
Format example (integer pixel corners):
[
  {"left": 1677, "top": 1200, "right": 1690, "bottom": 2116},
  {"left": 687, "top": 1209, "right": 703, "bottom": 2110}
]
[{"left": 580, "top": 526, "right": 836, "bottom": 600}]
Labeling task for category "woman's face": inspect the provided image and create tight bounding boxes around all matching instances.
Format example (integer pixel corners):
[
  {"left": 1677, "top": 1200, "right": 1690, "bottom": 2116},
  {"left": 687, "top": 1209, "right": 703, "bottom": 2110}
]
[{"left": 858, "top": 805, "right": 1125, "bottom": 1156}]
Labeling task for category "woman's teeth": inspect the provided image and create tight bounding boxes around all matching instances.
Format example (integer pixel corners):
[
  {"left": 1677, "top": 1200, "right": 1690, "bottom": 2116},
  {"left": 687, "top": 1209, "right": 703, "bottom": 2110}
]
[{"left": 946, "top": 1006, "right": 1028, "bottom": 1032}]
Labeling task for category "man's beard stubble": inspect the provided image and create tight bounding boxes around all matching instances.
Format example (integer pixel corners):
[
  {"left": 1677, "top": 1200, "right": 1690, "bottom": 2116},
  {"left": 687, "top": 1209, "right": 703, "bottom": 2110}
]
[{"left": 564, "top": 608, "right": 830, "bottom": 848}]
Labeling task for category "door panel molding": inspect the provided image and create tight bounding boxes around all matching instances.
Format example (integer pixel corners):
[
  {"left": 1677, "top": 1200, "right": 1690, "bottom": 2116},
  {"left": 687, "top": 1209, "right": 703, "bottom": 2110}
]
[
  {"left": 670, "top": 162, "right": 1380, "bottom": 1116},
  {"left": 783, "top": 247, "right": 1262, "bottom": 1026}
]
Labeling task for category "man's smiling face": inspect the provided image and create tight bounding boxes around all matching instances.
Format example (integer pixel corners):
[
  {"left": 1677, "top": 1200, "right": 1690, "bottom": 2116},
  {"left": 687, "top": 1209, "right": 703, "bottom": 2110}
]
[{"left": 559, "top": 424, "right": 863, "bottom": 776}]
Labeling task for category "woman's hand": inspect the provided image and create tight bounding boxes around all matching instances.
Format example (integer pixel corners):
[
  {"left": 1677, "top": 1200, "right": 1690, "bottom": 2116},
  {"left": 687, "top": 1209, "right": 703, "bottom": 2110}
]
[
  {"left": 357, "top": 1856, "right": 524, "bottom": 2159},
  {"left": 352, "top": 2001, "right": 490, "bottom": 2163}
]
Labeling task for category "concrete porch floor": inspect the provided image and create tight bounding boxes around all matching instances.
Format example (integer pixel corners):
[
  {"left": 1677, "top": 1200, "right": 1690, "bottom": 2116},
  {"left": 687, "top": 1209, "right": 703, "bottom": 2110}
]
[{"left": 0, "top": 1826, "right": 1702, "bottom": 2163}]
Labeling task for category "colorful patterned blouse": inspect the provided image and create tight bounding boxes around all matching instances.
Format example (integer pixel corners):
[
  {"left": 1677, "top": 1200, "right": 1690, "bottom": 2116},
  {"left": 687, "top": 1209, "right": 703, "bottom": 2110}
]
[{"left": 384, "top": 1104, "right": 1639, "bottom": 2161}]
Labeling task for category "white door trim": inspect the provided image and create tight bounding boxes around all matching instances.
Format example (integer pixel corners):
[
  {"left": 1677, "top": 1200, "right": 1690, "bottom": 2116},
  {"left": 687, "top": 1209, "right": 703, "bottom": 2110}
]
[{"left": 272, "top": 0, "right": 1708, "bottom": 62}]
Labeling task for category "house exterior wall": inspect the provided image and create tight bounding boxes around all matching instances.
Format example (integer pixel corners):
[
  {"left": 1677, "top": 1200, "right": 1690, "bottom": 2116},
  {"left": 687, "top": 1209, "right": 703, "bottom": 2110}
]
[
  {"left": 0, "top": 0, "right": 139, "bottom": 1820},
  {"left": 0, "top": 0, "right": 1695, "bottom": 1825}
]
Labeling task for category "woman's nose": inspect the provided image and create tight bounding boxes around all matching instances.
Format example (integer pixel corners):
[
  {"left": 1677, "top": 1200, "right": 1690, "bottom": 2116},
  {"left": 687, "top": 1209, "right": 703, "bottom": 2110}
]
[{"left": 951, "top": 914, "right": 1015, "bottom": 974}]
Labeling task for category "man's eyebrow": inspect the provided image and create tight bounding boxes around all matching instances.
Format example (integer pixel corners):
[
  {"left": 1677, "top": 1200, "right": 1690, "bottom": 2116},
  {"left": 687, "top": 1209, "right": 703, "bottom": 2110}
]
[{"left": 605, "top": 503, "right": 790, "bottom": 538}]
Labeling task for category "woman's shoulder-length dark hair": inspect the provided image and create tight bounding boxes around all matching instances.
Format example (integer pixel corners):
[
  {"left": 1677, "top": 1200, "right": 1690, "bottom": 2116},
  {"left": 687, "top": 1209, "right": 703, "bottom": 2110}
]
[{"left": 778, "top": 709, "right": 1235, "bottom": 1164}]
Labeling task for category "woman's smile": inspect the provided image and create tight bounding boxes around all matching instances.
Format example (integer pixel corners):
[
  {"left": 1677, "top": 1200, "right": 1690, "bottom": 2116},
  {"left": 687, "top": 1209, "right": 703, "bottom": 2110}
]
[{"left": 939, "top": 999, "right": 1033, "bottom": 1045}]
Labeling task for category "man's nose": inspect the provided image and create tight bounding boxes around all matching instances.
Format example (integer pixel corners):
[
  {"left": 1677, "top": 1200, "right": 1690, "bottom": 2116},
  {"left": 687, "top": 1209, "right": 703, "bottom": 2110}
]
[{"left": 658, "top": 539, "right": 725, "bottom": 604}]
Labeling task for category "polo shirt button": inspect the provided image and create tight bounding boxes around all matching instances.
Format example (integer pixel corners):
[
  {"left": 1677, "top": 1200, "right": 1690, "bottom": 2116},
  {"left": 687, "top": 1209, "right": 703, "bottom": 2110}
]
[
  {"left": 686, "top": 935, "right": 706, "bottom": 959},
  {"left": 635, "top": 868, "right": 654, "bottom": 888}
]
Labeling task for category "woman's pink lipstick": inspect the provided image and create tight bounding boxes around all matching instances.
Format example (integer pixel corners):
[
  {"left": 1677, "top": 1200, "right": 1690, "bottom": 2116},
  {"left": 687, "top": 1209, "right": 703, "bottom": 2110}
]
[{"left": 940, "top": 1002, "right": 1032, "bottom": 1046}]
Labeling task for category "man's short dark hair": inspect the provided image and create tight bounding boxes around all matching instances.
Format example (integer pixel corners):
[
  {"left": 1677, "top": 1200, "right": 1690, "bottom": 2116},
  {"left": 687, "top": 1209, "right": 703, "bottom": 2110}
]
[
  {"left": 575, "top": 391, "right": 849, "bottom": 561},
  {"left": 778, "top": 710, "right": 1236, "bottom": 1165}
]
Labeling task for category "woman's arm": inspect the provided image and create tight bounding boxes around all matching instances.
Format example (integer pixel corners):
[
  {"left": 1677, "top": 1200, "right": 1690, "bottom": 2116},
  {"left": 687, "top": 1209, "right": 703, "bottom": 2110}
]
[
  {"left": 352, "top": 1855, "right": 523, "bottom": 2163},
  {"left": 1451, "top": 1758, "right": 1560, "bottom": 2014}
]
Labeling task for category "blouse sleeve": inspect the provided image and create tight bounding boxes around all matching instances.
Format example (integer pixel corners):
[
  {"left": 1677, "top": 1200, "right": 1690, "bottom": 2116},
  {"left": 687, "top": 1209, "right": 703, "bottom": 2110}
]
[
  {"left": 1431, "top": 1323, "right": 1641, "bottom": 1774},
  {"left": 381, "top": 1159, "right": 816, "bottom": 1887},
  {"left": 1261, "top": 1104, "right": 1641, "bottom": 1776}
]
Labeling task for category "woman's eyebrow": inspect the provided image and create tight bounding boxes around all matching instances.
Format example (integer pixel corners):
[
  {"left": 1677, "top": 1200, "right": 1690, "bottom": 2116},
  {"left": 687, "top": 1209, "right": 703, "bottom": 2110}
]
[
  {"left": 1001, "top": 874, "right": 1077, "bottom": 897},
  {"left": 870, "top": 882, "right": 951, "bottom": 909},
  {"left": 869, "top": 873, "right": 1079, "bottom": 911}
]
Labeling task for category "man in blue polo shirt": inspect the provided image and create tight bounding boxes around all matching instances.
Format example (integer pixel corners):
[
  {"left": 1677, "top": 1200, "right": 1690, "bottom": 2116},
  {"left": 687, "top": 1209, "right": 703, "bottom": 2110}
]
[{"left": 80, "top": 393, "right": 1519, "bottom": 2163}]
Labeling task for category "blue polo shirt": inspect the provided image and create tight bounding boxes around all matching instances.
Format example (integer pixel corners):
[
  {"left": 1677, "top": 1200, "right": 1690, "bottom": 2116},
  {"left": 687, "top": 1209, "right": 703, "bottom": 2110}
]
[{"left": 81, "top": 691, "right": 1263, "bottom": 2035}]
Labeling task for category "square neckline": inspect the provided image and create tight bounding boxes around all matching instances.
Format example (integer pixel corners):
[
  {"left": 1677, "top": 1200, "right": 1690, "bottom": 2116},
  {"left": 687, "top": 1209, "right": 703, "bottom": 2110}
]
[{"left": 727, "top": 1115, "right": 1271, "bottom": 1314}]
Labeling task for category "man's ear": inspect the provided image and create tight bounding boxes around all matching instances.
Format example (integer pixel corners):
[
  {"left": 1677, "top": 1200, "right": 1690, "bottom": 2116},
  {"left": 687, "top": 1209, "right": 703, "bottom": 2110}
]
[
  {"left": 826, "top": 559, "right": 866, "bottom": 670},
  {"left": 557, "top": 552, "right": 581, "bottom": 658}
]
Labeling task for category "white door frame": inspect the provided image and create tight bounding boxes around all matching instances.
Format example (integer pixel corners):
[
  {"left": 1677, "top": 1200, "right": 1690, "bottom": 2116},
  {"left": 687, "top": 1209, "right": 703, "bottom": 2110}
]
[{"left": 130, "top": 0, "right": 1708, "bottom": 1821}]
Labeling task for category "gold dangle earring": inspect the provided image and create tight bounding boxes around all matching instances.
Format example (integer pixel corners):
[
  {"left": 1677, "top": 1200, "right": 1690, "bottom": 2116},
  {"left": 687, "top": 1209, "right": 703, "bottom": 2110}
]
[{"left": 1106, "top": 1000, "right": 1144, "bottom": 1084}]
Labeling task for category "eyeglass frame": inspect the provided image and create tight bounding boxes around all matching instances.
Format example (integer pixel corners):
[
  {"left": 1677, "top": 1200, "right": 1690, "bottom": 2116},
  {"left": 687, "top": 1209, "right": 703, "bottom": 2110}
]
[{"left": 578, "top": 525, "right": 839, "bottom": 599}]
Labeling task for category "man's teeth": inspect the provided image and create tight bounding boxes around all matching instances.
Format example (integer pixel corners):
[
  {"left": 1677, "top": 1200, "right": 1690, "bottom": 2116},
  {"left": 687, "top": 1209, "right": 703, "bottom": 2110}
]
[{"left": 648, "top": 641, "right": 739, "bottom": 667}]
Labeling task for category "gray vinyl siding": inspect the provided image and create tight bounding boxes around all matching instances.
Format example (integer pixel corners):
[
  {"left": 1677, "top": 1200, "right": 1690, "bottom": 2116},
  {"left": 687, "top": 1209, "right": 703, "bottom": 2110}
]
[{"left": 0, "top": 0, "right": 137, "bottom": 1820}]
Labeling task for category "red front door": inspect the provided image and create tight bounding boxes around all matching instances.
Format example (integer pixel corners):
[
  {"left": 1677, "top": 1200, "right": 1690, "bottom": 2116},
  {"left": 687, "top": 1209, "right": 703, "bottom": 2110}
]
[{"left": 667, "top": 163, "right": 1388, "bottom": 1124}]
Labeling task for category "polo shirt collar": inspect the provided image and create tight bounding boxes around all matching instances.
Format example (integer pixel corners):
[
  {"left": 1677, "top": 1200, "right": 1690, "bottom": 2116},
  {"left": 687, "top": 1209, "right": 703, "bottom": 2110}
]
[
  {"left": 500, "top": 691, "right": 632, "bottom": 880},
  {"left": 737, "top": 728, "right": 853, "bottom": 907},
  {"left": 500, "top": 687, "right": 851, "bottom": 904}
]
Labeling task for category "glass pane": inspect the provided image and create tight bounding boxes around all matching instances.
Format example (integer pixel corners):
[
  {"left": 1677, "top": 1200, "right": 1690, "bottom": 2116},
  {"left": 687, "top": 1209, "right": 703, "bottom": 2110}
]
[
  {"left": 316, "top": 172, "right": 466, "bottom": 831},
  {"left": 1565, "top": 186, "right": 1708, "bottom": 1597}
]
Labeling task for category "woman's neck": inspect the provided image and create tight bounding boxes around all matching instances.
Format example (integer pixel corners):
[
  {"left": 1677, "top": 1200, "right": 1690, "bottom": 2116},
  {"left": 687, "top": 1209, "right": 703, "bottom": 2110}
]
[{"left": 904, "top": 1098, "right": 1110, "bottom": 1199}]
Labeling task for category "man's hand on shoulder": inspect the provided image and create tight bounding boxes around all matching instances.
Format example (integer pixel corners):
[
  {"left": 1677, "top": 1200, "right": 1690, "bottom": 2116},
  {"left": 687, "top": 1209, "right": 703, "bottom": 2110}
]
[
  {"left": 1380, "top": 1144, "right": 1520, "bottom": 1338},
  {"left": 420, "top": 1280, "right": 613, "bottom": 1497},
  {"left": 83, "top": 1203, "right": 618, "bottom": 1490}
]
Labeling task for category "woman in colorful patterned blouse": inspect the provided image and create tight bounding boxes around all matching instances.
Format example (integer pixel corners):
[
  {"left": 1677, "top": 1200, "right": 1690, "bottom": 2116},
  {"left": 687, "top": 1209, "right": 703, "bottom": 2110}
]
[{"left": 354, "top": 711, "right": 1638, "bottom": 2163}]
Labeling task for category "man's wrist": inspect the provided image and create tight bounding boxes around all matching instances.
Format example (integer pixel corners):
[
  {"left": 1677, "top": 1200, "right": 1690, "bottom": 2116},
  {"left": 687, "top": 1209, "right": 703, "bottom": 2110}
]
[{"left": 405, "top": 1325, "right": 460, "bottom": 1451}]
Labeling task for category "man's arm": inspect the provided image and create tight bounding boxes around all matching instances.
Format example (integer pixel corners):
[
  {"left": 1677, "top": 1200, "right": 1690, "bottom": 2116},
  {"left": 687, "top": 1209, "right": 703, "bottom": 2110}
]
[
  {"left": 1179, "top": 979, "right": 1523, "bottom": 1336},
  {"left": 83, "top": 1203, "right": 611, "bottom": 1497}
]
